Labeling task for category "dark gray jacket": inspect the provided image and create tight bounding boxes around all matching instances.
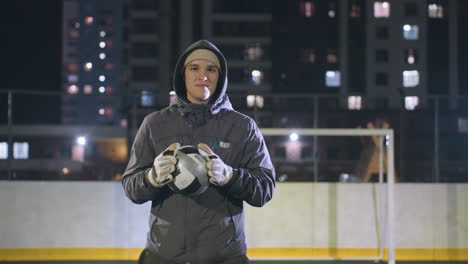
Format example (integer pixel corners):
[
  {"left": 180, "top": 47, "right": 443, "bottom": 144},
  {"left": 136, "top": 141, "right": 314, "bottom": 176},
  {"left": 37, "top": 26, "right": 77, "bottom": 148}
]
[{"left": 122, "top": 40, "right": 275, "bottom": 264}]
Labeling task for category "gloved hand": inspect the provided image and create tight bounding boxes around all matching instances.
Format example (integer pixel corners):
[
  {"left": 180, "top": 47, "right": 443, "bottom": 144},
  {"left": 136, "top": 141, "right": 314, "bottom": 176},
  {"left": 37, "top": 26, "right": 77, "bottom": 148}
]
[
  {"left": 147, "top": 143, "right": 180, "bottom": 187},
  {"left": 197, "top": 143, "right": 233, "bottom": 186}
]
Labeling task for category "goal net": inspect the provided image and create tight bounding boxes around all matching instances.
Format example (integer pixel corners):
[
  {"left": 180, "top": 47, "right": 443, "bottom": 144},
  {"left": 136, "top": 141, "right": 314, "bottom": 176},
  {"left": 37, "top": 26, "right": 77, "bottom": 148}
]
[{"left": 247, "top": 128, "right": 396, "bottom": 264}]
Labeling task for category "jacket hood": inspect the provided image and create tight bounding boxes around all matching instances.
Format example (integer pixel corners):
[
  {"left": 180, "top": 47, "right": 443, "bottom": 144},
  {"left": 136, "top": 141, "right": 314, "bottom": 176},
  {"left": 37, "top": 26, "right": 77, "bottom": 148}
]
[
  {"left": 172, "top": 40, "right": 232, "bottom": 127},
  {"left": 173, "top": 40, "right": 229, "bottom": 106}
]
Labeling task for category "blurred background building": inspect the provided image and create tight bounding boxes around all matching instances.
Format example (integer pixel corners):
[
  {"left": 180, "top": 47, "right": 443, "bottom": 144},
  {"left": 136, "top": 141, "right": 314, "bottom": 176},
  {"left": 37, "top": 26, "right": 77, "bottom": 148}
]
[
  {"left": 1, "top": 0, "right": 467, "bottom": 182},
  {"left": 62, "top": 0, "right": 123, "bottom": 125}
]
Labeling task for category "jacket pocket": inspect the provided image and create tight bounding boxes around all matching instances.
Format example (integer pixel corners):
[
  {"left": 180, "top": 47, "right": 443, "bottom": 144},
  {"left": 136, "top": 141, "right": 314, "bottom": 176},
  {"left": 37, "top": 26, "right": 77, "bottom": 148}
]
[{"left": 148, "top": 207, "right": 160, "bottom": 247}]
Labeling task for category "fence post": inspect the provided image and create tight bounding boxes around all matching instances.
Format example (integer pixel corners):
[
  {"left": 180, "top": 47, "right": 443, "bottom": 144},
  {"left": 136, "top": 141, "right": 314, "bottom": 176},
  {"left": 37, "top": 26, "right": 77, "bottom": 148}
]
[
  {"left": 434, "top": 97, "right": 440, "bottom": 182},
  {"left": 7, "top": 91, "right": 13, "bottom": 180},
  {"left": 313, "top": 95, "right": 319, "bottom": 182}
]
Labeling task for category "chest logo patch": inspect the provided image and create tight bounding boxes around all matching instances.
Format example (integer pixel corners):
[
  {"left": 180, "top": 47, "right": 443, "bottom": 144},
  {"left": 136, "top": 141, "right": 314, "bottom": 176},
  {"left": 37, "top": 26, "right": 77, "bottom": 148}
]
[{"left": 219, "top": 141, "right": 231, "bottom": 149}]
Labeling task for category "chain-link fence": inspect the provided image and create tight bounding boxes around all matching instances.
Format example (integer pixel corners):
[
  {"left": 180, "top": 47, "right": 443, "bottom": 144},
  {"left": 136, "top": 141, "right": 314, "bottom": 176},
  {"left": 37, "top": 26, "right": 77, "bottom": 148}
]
[{"left": 1, "top": 89, "right": 468, "bottom": 182}]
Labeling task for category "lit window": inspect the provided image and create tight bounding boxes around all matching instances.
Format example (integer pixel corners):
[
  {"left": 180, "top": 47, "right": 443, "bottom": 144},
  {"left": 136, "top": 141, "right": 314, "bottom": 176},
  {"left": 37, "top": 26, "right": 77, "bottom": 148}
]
[
  {"left": 98, "top": 86, "right": 106, "bottom": 94},
  {"left": 98, "top": 107, "right": 114, "bottom": 117},
  {"left": 374, "top": 1, "right": 390, "bottom": 18},
  {"left": 69, "top": 30, "right": 79, "bottom": 38},
  {"left": 0, "top": 142, "right": 7, "bottom": 159},
  {"left": 300, "top": 48, "right": 316, "bottom": 63},
  {"left": 169, "top": 91, "right": 177, "bottom": 105},
  {"left": 327, "top": 49, "right": 337, "bottom": 64},
  {"left": 84, "top": 16, "right": 94, "bottom": 25},
  {"left": 246, "top": 95, "right": 264, "bottom": 109},
  {"left": 244, "top": 44, "right": 264, "bottom": 61},
  {"left": 67, "top": 85, "right": 79, "bottom": 94},
  {"left": 83, "top": 85, "right": 93, "bottom": 94},
  {"left": 104, "top": 63, "right": 114, "bottom": 70},
  {"left": 428, "top": 4, "right": 444, "bottom": 18},
  {"left": 84, "top": 62, "right": 93, "bottom": 71},
  {"left": 141, "top": 90, "right": 155, "bottom": 107},
  {"left": 350, "top": 3, "right": 361, "bottom": 18},
  {"left": 405, "top": 48, "right": 417, "bottom": 64},
  {"left": 99, "top": 31, "right": 106, "bottom": 37},
  {"left": 13, "top": 142, "right": 29, "bottom": 159},
  {"left": 105, "top": 107, "right": 113, "bottom": 117},
  {"left": 405, "top": 96, "right": 419, "bottom": 110},
  {"left": 99, "top": 53, "right": 106, "bottom": 60},
  {"left": 255, "top": 96, "right": 264, "bottom": 108},
  {"left": 120, "top": 119, "right": 128, "bottom": 128},
  {"left": 67, "top": 74, "right": 78, "bottom": 83},
  {"left": 251, "top": 70, "right": 263, "bottom": 85},
  {"left": 246, "top": 95, "right": 255, "bottom": 107},
  {"left": 104, "top": 16, "right": 113, "bottom": 25},
  {"left": 403, "top": 24, "right": 419, "bottom": 40},
  {"left": 67, "top": 64, "right": 79, "bottom": 73},
  {"left": 325, "top": 71, "right": 341, "bottom": 87},
  {"left": 99, "top": 75, "right": 106, "bottom": 82},
  {"left": 299, "top": 1, "right": 315, "bottom": 17},
  {"left": 99, "top": 41, "right": 106, "bottom": 48},
  {"left": 72, "top": 145, "right": 85, "bottom": 162},
  {"left": 348, "top": 96, "right": 362, "bottom": 110},
  {"left": 403, "top": 70, "right": 419, "bottom": 87},
  {"left": 105, "top": 86, "right": 113, "bottom": 94},
  {"left": 458, "top": 118, "right": 468, "bottom": 133}
]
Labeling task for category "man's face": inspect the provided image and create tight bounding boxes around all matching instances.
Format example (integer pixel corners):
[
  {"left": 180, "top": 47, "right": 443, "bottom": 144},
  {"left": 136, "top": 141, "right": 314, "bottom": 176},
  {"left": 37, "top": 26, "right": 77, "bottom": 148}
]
[{"left": 184, "top": 59, "right": 219, "bottom": 104}]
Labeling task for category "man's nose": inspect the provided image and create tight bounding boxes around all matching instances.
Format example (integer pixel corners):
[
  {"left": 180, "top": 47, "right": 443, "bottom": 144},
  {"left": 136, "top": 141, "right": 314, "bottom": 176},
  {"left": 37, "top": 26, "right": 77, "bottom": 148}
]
[{"left": 198, "top": 72, "right": 208, "bottom": 81}]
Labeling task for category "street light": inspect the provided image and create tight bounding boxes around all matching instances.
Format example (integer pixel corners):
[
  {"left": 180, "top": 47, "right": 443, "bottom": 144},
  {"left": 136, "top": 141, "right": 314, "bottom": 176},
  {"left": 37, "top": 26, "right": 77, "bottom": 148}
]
[
  {"left": 289, "top": 132, "right": 299, "bottom": 142},
  {"left": 76, "top": 136, "right": 87, "bottom": 146}
]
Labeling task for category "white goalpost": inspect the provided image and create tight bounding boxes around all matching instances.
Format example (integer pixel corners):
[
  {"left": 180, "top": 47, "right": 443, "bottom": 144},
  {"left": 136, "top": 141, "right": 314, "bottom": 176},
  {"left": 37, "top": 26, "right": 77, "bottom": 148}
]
[{"left": 260, "top": 128, "right": 396, "bottom": 264}]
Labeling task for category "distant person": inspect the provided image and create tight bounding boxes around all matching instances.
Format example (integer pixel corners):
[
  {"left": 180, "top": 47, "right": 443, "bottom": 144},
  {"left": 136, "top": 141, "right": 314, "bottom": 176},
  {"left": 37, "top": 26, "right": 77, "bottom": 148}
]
[
  {"left": 122, "top": 40, "right": 276, "bottom": 264},
  {"left": 354, "top": 119, "right": 398, "bottom": 182}
]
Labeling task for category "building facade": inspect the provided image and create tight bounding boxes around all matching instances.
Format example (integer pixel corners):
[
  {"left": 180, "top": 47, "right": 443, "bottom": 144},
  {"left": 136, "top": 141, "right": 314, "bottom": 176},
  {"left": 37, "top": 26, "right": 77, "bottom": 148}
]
[{"left": 62, "top": 0, "right": 123, "bottom": 125}]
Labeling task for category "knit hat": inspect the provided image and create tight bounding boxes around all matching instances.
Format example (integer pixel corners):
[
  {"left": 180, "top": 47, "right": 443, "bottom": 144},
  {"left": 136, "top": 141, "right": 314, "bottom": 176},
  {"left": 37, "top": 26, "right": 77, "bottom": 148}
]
[{"left": 184, "top": 49, "right": 221, "bottom": 69}]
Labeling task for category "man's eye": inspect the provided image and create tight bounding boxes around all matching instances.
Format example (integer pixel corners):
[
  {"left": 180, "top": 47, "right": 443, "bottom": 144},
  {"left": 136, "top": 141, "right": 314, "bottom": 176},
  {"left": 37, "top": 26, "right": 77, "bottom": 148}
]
[{"left": 190, "top": 67, "right": 198, "bottom": 71}]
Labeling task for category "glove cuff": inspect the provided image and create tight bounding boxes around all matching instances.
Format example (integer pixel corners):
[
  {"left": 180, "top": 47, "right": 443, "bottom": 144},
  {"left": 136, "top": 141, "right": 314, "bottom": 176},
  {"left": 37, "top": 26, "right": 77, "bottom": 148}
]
[
  {"left": 147, "top": 167, "right": 161, "bottom": 187},
  {"left": 222, "top": 165, "right": 233, "bottom": 185}
]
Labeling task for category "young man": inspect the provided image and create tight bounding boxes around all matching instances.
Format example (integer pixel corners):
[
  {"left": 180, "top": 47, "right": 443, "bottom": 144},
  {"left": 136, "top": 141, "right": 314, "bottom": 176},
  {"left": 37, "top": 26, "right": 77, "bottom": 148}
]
[{"left": 122, "top": 40, "right": 275, "bottom": 264}]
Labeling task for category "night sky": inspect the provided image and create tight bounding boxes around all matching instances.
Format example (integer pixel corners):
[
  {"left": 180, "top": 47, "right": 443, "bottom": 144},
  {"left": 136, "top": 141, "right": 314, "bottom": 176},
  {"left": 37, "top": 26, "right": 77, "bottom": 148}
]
[{"left": 0, "top": 1, "right": 62, "bottom": 123}]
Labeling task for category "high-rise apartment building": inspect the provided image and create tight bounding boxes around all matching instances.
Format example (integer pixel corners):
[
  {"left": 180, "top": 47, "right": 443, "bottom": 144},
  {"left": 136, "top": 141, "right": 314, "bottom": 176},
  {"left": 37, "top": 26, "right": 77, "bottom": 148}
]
[
  {"left": 200, "top": 0, "right": 272, "bottom": 94},
  {"left": 272, "top": 0, "right": 463, "bottom": 111},
  {"left": 62, "top": 0, "right": 123, "bottom": 125},
  {"left": 123, "top": 0, "right": 273, "bottom": 126}
]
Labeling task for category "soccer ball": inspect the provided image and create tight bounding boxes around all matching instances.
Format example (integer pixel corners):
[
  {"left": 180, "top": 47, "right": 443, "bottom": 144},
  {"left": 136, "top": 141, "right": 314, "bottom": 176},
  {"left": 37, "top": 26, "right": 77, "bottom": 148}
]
[{"left": 168, "top": 145, "right": 209, "bottom": 196}]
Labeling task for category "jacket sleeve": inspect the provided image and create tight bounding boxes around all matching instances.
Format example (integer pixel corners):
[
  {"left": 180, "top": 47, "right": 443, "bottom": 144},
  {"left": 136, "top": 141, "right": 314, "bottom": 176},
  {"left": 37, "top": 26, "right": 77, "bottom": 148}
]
[
  {"left": 121, "top": 116, "right": 163, "bottom": 204},
  {"left": 223, "top": 119, "right": 276, "bottom": 207}
]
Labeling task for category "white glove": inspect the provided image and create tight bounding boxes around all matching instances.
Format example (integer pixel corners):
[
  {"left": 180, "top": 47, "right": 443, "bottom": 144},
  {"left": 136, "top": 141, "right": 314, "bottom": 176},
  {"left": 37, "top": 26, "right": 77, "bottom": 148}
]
[
  {"left": 197, "top": 143, "right": 233, "bottom": 186},
  {"left": 147, "top": 143, "right": 180, "bottom": 187}
]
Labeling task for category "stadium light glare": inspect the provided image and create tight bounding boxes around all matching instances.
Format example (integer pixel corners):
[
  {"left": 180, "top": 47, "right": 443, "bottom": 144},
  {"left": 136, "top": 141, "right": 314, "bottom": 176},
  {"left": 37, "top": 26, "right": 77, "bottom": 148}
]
[
  {"left": 289, "top": 132, "right": 299, "bottom": 141},
  {"left": 76, "top": 136, "right": 87, "bottom": 146}
]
